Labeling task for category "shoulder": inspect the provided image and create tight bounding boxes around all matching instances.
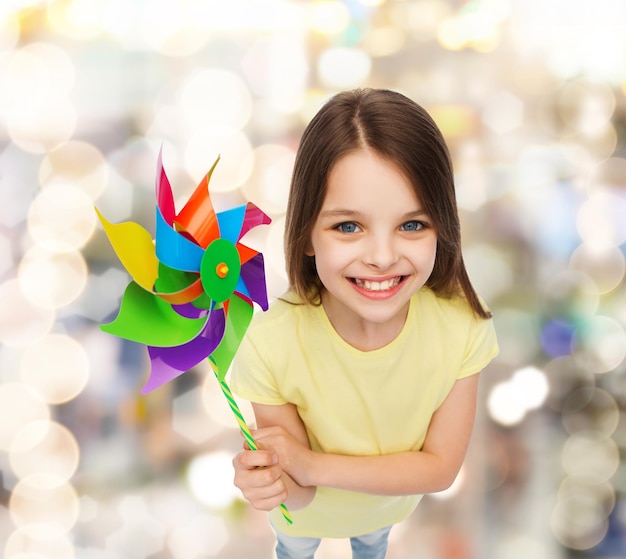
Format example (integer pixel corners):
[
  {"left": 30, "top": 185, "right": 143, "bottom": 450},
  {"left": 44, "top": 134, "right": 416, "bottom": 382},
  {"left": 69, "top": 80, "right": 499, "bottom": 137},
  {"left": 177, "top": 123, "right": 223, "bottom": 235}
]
[
  {"left": 246, "top": 292, "right": 320, "bottom": 340},
  {"left": 413, "top": 287, "right": 496, "bottom": 343},
  {"left": 414, "top": 287, "right": 483, "bottom": 324}
]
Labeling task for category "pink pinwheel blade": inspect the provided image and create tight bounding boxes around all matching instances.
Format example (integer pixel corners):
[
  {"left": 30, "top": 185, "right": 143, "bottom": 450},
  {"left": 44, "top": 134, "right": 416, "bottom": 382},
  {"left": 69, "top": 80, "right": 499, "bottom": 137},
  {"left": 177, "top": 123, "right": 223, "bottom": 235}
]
[
  {"left": 239, "top": 203, "right": 271, "bottom": 241},
  {"left": 156, "top": 147, "right": 176, "bottom": 225},
  {"left": 142, "top": 307, "right": 226, "bottom": 393}
]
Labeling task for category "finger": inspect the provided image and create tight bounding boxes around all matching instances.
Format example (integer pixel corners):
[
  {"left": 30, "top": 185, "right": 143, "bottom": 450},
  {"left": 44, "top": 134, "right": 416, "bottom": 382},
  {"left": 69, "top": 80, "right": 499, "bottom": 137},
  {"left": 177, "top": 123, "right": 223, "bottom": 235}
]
[
  {"left": 234, "top": 449, "right": 278, "bottom": 470},
  {"left": 251, "top": 426, "right": 287, "bottom": 439},
  {"left": 238, "top": 477, "right": 288, "bottom": 511}
]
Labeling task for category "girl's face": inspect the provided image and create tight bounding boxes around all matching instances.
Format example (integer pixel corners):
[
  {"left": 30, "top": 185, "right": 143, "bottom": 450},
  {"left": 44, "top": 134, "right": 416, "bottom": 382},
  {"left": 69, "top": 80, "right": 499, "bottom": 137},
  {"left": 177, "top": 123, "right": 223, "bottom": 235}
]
[{"left": 307, "top": 149, "right": 438, "bottom": 347}]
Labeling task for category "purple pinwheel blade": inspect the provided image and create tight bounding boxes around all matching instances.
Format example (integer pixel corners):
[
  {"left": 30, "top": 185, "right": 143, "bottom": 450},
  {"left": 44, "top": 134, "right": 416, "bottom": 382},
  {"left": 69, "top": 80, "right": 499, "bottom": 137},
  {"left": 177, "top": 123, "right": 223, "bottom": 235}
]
[
  {"left": 239, "top": 253, "right": 269, "bottom": 311},
  {"left": 172, "top": 302, "right": 211, "bottom": 319},
  {"left": 142, "top": 307, "right": 226, "bottom": 393}
]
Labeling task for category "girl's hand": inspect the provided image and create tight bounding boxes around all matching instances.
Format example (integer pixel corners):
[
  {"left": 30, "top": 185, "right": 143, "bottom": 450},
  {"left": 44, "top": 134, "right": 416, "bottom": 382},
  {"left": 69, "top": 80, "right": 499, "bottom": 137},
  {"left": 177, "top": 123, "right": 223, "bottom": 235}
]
[
  {"left": 232, "top": 446, "right": 289, "bottom": 511},
  {"left": 253, "top": 426, "right": 315, "bottom": 487}
]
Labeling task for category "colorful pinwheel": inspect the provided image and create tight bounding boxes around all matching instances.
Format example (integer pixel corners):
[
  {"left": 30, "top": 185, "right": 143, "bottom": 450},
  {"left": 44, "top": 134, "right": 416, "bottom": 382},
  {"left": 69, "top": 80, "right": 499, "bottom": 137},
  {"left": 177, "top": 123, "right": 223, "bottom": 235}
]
[{"left": 97, "top": 148, "right": 292, "bottom": 524}]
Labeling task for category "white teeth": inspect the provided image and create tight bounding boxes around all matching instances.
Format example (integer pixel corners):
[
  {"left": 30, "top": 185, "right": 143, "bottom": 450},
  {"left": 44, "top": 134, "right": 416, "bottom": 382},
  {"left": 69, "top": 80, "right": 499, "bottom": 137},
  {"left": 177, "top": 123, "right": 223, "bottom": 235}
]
[{"left": 354, "top": 277, "right": 401, "bottom": 291}]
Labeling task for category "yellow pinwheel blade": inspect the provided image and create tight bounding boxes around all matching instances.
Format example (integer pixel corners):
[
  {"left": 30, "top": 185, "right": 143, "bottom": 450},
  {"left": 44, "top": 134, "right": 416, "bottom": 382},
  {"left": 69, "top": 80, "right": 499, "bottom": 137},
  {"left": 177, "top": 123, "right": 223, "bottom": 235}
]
[{"left": 95, "top": 208, "right": 159, "bottom": 292}]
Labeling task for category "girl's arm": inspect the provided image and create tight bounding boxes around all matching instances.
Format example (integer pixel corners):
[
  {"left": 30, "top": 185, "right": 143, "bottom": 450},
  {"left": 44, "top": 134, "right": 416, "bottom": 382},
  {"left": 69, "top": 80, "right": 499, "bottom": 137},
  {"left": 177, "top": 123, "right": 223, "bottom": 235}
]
[
  {"left": 232, "top": 401, "right": 316, "bottom": 510},
  {"left": 254, "top": 373, "right": 480, "bottom": 496}
]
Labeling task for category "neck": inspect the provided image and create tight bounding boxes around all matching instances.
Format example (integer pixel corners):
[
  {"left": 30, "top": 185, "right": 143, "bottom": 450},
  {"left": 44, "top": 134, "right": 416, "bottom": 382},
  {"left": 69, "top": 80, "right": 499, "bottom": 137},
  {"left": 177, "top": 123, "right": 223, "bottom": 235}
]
[{"left": 321, "top": 293, "right": 409, "bottom": 351}]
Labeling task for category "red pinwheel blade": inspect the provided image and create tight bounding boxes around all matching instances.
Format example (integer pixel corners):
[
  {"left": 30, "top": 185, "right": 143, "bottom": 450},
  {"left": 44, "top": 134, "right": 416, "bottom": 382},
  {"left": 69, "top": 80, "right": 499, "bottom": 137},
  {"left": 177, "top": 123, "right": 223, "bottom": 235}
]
[{"left": 175, "top": 156, "right": 220, "bottom": 247}]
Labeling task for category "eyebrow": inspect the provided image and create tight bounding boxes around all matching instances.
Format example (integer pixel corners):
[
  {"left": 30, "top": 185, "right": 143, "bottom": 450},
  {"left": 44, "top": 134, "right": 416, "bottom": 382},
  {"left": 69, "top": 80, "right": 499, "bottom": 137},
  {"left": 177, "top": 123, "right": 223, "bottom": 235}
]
[{"left": 318, "top": 209, "right": 429, "bottom": 220}]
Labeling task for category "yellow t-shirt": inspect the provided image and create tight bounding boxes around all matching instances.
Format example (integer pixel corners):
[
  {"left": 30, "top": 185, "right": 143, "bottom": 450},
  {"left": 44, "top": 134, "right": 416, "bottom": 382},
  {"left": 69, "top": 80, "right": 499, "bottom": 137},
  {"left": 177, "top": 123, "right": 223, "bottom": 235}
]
[{"left": 230, "top": 287, "right": 498, "bottom": 538}]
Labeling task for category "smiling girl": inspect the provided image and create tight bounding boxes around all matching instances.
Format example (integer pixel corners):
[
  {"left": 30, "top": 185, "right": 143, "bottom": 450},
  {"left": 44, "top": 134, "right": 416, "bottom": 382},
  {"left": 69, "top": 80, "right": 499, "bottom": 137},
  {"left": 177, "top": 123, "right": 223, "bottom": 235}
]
[{"left": 230, "top": 88, "right": 498, "bottom": 559}]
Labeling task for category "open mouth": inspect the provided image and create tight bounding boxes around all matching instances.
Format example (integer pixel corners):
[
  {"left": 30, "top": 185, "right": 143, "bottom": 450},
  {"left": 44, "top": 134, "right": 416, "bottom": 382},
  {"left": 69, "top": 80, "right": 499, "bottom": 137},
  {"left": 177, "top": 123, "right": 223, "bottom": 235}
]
[{"left": 350, "top": 276, "right": 406, "bottom": 292}]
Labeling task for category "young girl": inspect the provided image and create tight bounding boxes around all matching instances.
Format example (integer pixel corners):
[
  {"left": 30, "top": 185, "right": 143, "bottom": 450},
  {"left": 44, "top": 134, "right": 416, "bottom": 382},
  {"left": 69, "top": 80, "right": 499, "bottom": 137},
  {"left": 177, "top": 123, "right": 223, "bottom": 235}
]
[{"left": 230, "top": 88, "right": 498, "bottom": 559}]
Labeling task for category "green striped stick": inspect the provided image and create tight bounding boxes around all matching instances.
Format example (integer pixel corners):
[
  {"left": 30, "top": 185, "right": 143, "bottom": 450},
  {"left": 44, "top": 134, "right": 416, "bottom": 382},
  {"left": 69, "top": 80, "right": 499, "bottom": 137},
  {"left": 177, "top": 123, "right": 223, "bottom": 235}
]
[{"left": 216, "top": 373, "right": 293, "bottom": 525}]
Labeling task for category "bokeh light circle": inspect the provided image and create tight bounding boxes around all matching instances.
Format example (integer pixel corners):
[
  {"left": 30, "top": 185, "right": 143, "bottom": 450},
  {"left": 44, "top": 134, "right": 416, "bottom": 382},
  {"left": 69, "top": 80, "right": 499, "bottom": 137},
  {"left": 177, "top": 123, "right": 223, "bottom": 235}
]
[
  {"left": 551, "top": 500, "right": 608, "bottom": 551},
  {"left": 20, "top": 334, "right": 89, "bottom": 404},
  {"left": 201, "top": 373, "right": 254, "bottom": 430},
  {"left": 5, "top": 524, "right": 74, "bottom": 559},
  {"left": 569, "top": 243, "right": 625, "bottom": 294},
  {"left": 9, "top": 421, "right": 80, "bottom": 484},
  {"left": 39, "top": 141, "right": 109, "bottom": 201},
  {"left": 27, "top": 183, "right": 97, "bottom": 253},
  {"left": 317, "top": 47, "right": 372, "bottom": 89},
  {"left": 561, "top": 432, "right": 619, "bottom": 483},
  {"left": 241, "top": 144, "right": 295, "bottom": 214},
  {"left": 557, "top": 79, "right": 616, "bottom": 135},
  {"left": 7, "top": 100, "right": 77, "bottom": 154},
  {"left": 184, "top": 128, "right": 253, "bottom": 192},
  {"left": 179, "top": 68, "right": 252, "bottom": 130},
  {"left": 577, "top": 190, "right": 626, "bottom": 250},
  {"left": 0, "top": 280, "right": 55, "bottom": 347},
  {"left": 542, "top": 270, "right": 599, "bottom": 321},
  {"left": 0, "top": 383, "right": 50, "bottom": 452},
  {"left": 561, "top": 387, "right": 620, "bottom": 438},
  {"left": 47, "top": 0, "right": 104, "bottom": 40},
  {"left": 0, "top": 42, "right": 74, "bottom": 115},
  {"left": 18, "top": 248, "right": 88, "bottom": 310},
  {"left": 139, "top": 0, "right": 209, "bottom": 57},
  {"left": 572, "top": 315, "right": 626, "bottom": 374},
  {"left": 9, "top": 475, "right": 80, "bottom": 533},
  {"left": 186, "top": 451, "right": 241, "bottom": 509}
]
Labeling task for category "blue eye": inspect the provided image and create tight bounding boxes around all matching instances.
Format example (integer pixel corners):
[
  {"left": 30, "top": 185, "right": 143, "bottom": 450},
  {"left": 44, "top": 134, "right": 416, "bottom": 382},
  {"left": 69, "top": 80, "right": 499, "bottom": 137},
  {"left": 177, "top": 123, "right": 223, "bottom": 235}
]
[
  {"left": 401, "top": 220, "right": 424, "bottom": 232},
  {"left": 337, "top": 222, "right": 359, "bottom": 233}
]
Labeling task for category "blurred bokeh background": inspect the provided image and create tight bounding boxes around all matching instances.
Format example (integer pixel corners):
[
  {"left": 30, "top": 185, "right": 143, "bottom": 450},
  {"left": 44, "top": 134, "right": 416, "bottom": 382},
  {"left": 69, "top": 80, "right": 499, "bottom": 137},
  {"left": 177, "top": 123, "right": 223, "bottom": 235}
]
[{"left": 0, "top": 0, "right": 625, "bottom": 557}]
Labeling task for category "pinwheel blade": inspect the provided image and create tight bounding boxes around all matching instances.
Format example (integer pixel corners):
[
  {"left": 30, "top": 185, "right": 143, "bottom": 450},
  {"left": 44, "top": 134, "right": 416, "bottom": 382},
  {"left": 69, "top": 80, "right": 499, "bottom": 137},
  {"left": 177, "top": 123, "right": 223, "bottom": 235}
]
[
  {"left": 101, "top": 282, "right": 207, "bottom": 347},
  {"left": 155, "top": 209, "right": 205, "bottom": 272},
  {"left": 156, "top": 147, "right": 176, "bottom": 225},
  {"left": 239, "top": 203, "right": 271, "bottom": 241},
  {"left": 209, "top": 294, "right": 254, "bottom": 381},
  {"left": 239, "top": 253, "right": 269, "bottom": 311},
  {"left": 216, "top": 204, "right": 246, "bottom": 245},
  {"left": 95, "top": 209, "right": 158, "bottom": 292},
  {"left": 175, "top": 156, "right": 220, "bottom": 247},
  {"left": 142, "top": 307, "right": 226, "bottom": 393},
  {"left": 153, "top": 263, "right": 204, "bottom": 305}
]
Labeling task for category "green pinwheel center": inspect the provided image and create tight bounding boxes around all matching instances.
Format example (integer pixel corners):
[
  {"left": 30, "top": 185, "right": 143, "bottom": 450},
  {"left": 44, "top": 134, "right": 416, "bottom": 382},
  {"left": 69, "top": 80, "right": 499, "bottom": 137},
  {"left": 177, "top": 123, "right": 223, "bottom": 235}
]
[{"left": 200, "top": 238, "right": 241, "bottom": 303}]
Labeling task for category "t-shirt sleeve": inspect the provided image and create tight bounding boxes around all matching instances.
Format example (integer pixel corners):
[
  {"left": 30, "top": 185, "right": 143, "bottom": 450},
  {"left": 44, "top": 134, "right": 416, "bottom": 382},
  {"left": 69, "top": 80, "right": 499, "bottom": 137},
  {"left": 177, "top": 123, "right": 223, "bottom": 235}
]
[
  {"left": 458, "top": 315, "right": 499, "bottom": 379},
  {"left": 229, "top": 325, "right": 288, "bottom": 406}
]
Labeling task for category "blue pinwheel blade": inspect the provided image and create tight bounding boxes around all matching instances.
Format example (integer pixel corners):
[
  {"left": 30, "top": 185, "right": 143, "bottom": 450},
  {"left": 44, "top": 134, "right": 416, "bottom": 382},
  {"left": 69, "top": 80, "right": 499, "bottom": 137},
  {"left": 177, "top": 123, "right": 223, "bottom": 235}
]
[{"left": 155, "top": 208, "right": 205, "bottom": 272}]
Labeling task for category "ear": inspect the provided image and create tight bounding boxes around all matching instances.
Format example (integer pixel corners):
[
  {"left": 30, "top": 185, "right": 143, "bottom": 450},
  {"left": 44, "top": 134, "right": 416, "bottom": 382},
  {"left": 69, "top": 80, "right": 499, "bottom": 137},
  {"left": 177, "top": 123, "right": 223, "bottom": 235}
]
[{"left": 304, "top": 241, "right": 314, "bottom": 256}]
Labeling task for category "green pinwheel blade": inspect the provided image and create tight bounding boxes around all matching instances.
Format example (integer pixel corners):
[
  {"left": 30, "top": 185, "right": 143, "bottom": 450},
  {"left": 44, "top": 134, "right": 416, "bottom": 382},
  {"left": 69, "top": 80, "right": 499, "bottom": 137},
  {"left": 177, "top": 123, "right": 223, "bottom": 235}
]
[
  {"left": 154, "top": 262, "right": 198, "bottom": 293},
  {"left": 101, "top": 281, "right": 207, "bottom": 347},
  {"left": 209, "top": 295, "right": 253, "bottom": 381}
]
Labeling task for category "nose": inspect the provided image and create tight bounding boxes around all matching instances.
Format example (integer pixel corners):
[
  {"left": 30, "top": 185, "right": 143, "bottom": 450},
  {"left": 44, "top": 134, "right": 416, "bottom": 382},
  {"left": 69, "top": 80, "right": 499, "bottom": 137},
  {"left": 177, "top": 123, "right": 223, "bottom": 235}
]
[{"left": 364, "top": 233, "right": 398, "bottom": 271}]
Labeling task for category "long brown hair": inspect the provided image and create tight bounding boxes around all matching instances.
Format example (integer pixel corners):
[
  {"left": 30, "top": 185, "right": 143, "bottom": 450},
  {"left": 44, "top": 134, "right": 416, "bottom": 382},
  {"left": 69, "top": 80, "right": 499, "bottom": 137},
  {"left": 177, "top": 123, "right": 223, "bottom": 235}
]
[{"left": 284, "top": 88, "right": 491, "bottom": 319}]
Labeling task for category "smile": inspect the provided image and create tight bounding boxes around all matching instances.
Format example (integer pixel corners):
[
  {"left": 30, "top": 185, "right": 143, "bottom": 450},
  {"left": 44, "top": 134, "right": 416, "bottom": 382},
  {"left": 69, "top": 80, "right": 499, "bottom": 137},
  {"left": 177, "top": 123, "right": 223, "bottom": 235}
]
[{"left": 351, "top": 276, "right": 404, "bottom": 292}]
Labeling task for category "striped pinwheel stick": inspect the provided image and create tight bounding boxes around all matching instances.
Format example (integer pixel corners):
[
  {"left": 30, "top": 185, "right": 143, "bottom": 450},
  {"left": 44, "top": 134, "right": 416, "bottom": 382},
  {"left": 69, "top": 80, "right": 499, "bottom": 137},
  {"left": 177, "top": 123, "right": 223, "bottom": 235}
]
[{"left": 216, "top": 374, "right": 294, "bottom": 525}]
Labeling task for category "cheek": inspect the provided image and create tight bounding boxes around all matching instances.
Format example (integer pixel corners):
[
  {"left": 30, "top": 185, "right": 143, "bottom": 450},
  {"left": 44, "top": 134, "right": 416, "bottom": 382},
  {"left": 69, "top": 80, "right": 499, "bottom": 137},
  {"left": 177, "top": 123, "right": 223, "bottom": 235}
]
[{"left": 420, "top": 238, "right": 438, "bottom": 271}]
